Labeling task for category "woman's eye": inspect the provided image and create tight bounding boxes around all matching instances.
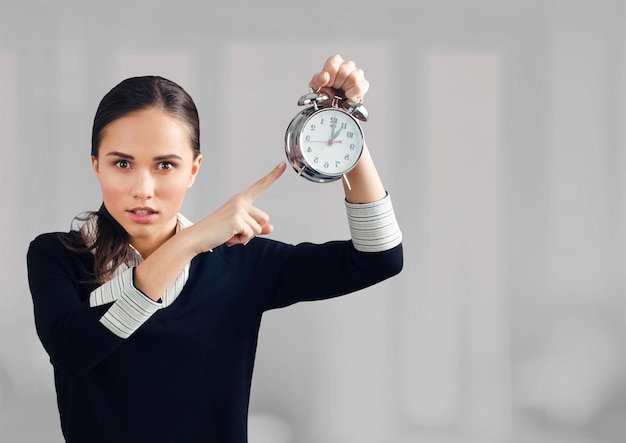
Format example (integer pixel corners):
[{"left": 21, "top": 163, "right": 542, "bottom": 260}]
[
  {"left": 115, "top": 160, "right": 131, "bottom": 169},
  {"left": 157, "top": 162, "right": 174, "bottom": 171}
]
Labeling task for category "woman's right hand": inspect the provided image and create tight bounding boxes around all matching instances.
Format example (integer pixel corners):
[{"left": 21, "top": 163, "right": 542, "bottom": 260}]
[{"left": 187, "top": 161, "right": 286, "bottom": 253}]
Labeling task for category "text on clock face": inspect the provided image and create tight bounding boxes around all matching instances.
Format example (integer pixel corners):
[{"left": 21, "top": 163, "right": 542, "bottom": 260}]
[{"left": 300, "top": 109, "right": 364, "bottom": 174}]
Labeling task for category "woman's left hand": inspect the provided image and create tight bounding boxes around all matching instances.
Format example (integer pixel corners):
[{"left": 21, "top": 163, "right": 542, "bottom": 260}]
[
  {"left": 309, "top": 54, "right": 369, "bottom": 103},
  {"left": 308, "top": 54, "right": 386, "bottom": 204}
]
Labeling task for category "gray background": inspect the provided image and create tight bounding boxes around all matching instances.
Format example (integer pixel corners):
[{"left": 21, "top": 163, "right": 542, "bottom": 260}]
[{"left": 1, "top": 0, "right": 625, "bottom": 442}]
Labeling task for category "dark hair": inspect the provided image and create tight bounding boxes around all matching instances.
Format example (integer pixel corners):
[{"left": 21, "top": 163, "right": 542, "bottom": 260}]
[
  {"left": 91, "top": 76, "right": 200, "bottom": 159},
  {"left": 62, "top": 76, "right": 200, "bottom": 283}
]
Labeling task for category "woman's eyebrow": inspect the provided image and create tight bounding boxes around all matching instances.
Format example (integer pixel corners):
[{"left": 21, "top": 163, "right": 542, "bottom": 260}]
[
  {"left": 106, "top": 151, "right": 134, "bottom": 159},
  {"left": 153, "top": 154, "right": 183, "bottom": 161},
  {"left": 104, "top": 152, "right": 183, "bottom": 161}
]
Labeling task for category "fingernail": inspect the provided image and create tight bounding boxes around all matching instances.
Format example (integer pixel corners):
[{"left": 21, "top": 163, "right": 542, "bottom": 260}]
[{"left": 277, "top": 161, "right": 286, "bottom": 170}]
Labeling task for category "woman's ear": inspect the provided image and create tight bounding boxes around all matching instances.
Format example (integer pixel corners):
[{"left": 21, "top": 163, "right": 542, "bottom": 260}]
[
  {"left": 188, "top": 154, "right": 202, "bottom": 188},
  {"left": 91, "top": 156, "right": 100, "bottom": 176}
]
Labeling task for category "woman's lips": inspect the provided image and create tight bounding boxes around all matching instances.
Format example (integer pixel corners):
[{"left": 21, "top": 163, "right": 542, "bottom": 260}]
[
  {"left": 128, "top": 208, "right": 158, "bottom": 223},
  {"left": 131, "top": 209, "right": 154, "bottom": 216}
]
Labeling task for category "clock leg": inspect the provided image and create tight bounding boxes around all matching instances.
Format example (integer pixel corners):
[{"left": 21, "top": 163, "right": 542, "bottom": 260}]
[{"left": 342, "top": 174, "right": 352, "bottom": 191}]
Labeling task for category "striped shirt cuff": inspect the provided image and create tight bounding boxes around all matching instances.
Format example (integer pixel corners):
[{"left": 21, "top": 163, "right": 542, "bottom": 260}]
[
  {"left": 90, "top": 267, "right": 161, "bottom": 339},
  {"left": 345, "top": 193, "right": 402, "bottom": 252}
]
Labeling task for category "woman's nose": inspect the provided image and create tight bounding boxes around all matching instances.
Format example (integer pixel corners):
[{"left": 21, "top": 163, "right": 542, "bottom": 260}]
[{"left": 132, "top": 170, "right": 155, "bottom": 200}]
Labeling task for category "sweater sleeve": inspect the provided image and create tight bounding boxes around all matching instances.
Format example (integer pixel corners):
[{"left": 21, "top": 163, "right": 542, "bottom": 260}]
[
  {"left": 26, "top": 234, "right": 127, "bottom": 377},
  {"left": 261, "top": 193, "right": 403, "bottom": 310}
]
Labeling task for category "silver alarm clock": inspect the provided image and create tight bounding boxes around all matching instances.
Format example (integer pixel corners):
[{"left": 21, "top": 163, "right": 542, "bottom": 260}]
[{"left": 285, "top": 92, "right": 368, "bottom": 188}]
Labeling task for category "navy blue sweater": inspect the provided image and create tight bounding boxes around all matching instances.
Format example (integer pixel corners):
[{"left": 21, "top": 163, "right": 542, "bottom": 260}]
[{"left": 27, "top": 233, "right": 402, "bottom": 442}]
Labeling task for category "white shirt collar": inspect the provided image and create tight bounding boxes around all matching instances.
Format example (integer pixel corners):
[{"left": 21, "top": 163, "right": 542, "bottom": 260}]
[{"left": 80, "top": 212, "right": 194, "bottom": 265}]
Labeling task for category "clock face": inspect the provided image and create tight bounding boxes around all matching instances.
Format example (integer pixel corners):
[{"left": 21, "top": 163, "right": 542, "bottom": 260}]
[{"left": 299, "top": 108, "right": 364, "bottom": 176}]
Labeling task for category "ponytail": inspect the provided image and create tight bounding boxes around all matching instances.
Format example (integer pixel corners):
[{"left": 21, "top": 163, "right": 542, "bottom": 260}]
[{"left": 59, "top": 204, "right": 131, "bottom": 284}]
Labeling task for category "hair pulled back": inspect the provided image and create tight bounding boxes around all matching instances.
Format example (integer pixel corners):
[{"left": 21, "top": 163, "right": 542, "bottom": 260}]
[
  {"left": 92, "top": 76, "right": 200, "bottom": 158},
  {"left": 63, "top": 76, "right": 200, "bottom": 283}
]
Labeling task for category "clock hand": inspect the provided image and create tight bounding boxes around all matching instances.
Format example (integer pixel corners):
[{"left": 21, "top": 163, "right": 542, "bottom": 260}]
[
  {"left": 308, "top": 140, "right": 342, "bottom": 144},
  {"left": 331, "top": 126, "right": 344, "bottom": 140},
  {"left": 329, "top": 124, "right": 337, "bottom": 141}
]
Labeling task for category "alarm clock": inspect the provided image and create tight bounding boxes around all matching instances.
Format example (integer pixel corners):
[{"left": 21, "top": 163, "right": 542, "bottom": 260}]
[{"left": 285, "top": 92, "right": 368, "bottom": 188}]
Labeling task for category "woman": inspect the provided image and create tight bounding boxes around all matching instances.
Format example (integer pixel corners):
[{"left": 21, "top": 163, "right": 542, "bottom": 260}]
[{"left": 27, "top": 54, "right": 403, "bottom": 443}]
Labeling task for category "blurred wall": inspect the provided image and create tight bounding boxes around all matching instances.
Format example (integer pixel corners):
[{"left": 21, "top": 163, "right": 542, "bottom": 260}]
[{"left": 1, "top": 1, "right": 625, "bottom": 442}]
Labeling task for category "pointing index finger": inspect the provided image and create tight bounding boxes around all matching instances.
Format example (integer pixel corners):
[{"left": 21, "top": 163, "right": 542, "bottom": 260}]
[{"left": 241, "top": 161, "right": 286, "bottom": 201}]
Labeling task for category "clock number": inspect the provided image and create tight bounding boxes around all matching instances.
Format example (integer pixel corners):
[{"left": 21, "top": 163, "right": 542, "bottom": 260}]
[
  {"left": 335, "top": 161, "right": 341, "bottom": 167},
  {"left": 324, "top": 161, "right": 329, "bottom": 168},
  {"left": 330, "top": 117, "right": 338, "bottom": 124},
  {"left": 314, "top": 157, "right": 319, "bottom": 163},
  {"left": 350, "top": 143, "right": 356, "bottom": 150},
  {"left": 319, "top": 118, "right": 324, "bottom": 125},
  {"left": 344, "top": 154, "right": 350, "bottom": 160},
  {"left": 305, "top": 135, "right": 311, "bottom": 141},
  {"left": 310, "top": 124, "right": 316, "bottom": 131},
  {"left": 307, "top": 146, "right": 313, "bottom": 153},
  {"left": 347, "top": 132, "right": 354, "bottom": 139},
  {"left": 341, "top": 122, "right": 347, "bottom": 129}
]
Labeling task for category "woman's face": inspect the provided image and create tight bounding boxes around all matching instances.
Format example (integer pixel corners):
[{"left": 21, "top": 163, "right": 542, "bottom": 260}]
[{"left": 92, "top": 107, "right": 202, "bottom": 256}]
